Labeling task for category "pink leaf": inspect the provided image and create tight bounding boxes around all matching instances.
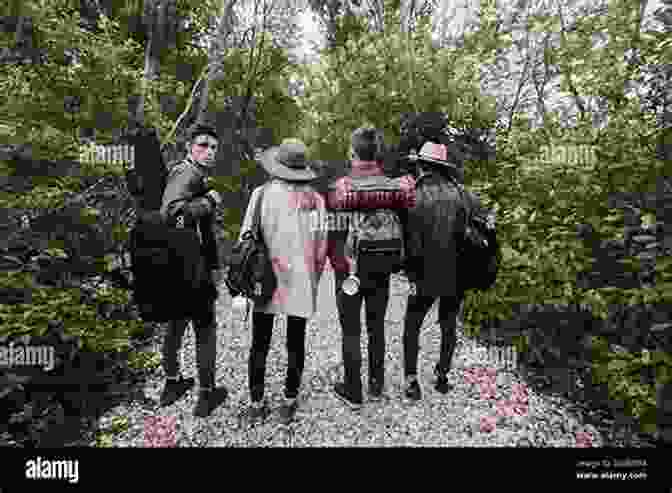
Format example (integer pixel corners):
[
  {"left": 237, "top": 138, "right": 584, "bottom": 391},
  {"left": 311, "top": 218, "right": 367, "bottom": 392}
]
[
  {"left": 144, "top": 416, "right": 177, "bottom": 447},
  {"left": 480, "top": 415, "right": 497, "bottom": 433},
  {"left": 480, "top": 383, "right": 497, "bottom": 400},
  {"left": 574, "top": 431, "right": 594, "bottom": 448}
]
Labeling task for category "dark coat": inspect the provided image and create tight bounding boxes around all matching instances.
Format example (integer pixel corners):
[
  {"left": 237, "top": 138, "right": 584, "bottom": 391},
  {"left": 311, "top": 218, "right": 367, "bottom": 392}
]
[
  {"left": 160, "top": 158, "right": 220, "bottom": 272},
  {"left": 131, "top": 158, "right": 220, "bottom": 322},
  {"left": 401, "top": 165, "right": 482, "bottom": 298}
]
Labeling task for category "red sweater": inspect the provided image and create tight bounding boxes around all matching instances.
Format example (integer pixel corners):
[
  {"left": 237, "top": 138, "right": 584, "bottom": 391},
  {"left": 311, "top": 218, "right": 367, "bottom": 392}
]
[{"left": 326, "top": 160, "right": 416, "bottom": 210}]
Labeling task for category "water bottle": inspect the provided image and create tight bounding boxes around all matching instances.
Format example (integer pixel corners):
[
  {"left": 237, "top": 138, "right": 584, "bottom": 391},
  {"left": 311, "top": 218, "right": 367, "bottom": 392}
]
[
  {"left": 342, "top": 274, "right": 360, "bottom": 296},
  {"left": 231, "top": 295, "right": 250, "bottom": 319}
]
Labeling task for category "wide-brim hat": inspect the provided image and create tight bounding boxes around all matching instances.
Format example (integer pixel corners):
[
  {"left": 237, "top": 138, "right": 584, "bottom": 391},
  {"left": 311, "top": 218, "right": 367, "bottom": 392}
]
[
  {"left": 416, "top": 142, "right": 452, "bottom": 166},
  {"left": 412, "top": 142, "right": 464, "bottom": 179},
  {"left": 259, "top": 138, "right": 318, "bottom": 182}
]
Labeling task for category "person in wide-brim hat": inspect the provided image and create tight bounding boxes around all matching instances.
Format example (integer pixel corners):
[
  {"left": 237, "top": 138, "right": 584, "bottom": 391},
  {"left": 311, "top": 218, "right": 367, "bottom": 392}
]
[
  {"left": 413, "top": 141, "right": 464, "bottom": 183},
  {"left": 258, "top": 138, "right": 318, "bottom": 182}
]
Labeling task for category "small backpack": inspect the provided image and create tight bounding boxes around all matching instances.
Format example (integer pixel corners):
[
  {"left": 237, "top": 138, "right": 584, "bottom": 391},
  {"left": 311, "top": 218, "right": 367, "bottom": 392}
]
[{"left": 346, "top": 208, "right": 405, "bottom": 277}]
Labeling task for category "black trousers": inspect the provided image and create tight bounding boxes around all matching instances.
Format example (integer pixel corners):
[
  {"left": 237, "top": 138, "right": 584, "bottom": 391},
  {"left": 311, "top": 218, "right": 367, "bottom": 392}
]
[
  {"left": 249, "top": 311, "right": 307, "bottom": 402},
  {"left": 161, "top": 292, "right": 217, "bottom": 389},
  {"left": 335, "top": 270, "right": 390, "bottom": 400},
  {"left": 403, "top": 291, "right": 464, "bottom": 378}
]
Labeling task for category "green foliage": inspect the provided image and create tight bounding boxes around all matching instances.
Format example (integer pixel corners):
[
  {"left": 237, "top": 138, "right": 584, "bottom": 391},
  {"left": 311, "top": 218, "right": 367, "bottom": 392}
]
[
  {"left": 128, "top": 350, "right": 161, "bottom": 371},
  {"left": 0, "top": 271, "right": 144, "bottom": 352},
  {"left": 590, "top": 338, "right": 671, "bottom": 427},
  {"left": 297, "top": 16, "right": 498, "bottom": 160},
  {"left": 296, "top": 0, "right": 671, "bottom": 433},
  {"left": 0, "top": 0, "right": 302, "bottom": 356}
]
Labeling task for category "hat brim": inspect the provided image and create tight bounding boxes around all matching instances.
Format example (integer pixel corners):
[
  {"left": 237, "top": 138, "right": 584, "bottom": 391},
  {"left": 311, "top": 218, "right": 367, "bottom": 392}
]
[
  {"left": 259, "top": 147, "right": 318, "bottom": 182},
  {"left": 416, "top": 156, "right": 464, "bottom": 181}
]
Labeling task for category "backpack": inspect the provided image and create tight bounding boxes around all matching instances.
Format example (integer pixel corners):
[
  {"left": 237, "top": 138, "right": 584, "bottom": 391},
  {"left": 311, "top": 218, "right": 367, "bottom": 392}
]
[
  {"left": 346, "top": 208, "right": 405, "bottom": 277},
  {"left": 449, "top": 178, "right": 500, "bottom": 291},
  {"left": 124, "top": 128, "right": 211, "bottom": 322},
  {"left": 224, "top": 183, "right": 277, "bottom": 306},
  {"left": 129, "top": 214, "right": 209, "bottom": 322}
]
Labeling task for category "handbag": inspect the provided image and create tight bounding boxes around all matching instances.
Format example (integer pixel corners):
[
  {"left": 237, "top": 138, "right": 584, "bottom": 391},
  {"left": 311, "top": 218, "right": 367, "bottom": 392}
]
[{"left": 224, "top": 184, "right": 277, "bottom": 306}]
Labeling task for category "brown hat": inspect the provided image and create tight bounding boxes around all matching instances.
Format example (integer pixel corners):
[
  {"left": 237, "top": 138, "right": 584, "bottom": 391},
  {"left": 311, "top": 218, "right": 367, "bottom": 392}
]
[{"left": 259, "top": 138, "right": 317, "bottom": 182}]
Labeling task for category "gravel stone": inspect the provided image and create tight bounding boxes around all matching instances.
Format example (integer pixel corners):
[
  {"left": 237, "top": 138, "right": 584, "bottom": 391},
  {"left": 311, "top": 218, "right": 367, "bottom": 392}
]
[{"left": 95, "top": 268, "right": 645, "bottom": 447}]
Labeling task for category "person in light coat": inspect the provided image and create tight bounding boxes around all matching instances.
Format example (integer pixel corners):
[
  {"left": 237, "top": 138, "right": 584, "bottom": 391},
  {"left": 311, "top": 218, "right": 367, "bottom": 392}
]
[{"left": 237, "top": 138, "right": 327, "bottom": 425}]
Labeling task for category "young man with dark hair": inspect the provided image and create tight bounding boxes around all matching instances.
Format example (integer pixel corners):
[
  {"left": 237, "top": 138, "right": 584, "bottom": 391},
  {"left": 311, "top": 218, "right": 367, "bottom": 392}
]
[{"left": 158, "top": 123, "right": 229, "bottom": 418}]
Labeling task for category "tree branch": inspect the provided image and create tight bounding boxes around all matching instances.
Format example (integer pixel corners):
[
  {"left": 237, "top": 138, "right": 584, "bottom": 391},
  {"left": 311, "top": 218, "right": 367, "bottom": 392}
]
[
  {"left": 161, "top": 64, "right": 211, "bottom": 150},
  {"left": 558, "top": 3, "right": 586, "bottom": 119}
]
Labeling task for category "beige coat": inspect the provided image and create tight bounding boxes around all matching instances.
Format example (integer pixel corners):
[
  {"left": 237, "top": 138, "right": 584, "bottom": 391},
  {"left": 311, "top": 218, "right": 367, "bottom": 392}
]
[{"left": 239, "top": 179, "right": 328, "bottom": 319}]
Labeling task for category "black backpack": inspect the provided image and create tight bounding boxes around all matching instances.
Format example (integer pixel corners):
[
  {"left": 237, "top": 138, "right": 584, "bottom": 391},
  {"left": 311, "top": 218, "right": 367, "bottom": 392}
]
[
  {"left": 224, "top": 183, "right": 277, "bottom": 305},
  {"left": 450, "top": 178, "right": 500, "bottom": 291},
  {"left": 124, "top": 128, "right": 210, "bottom": 322}
]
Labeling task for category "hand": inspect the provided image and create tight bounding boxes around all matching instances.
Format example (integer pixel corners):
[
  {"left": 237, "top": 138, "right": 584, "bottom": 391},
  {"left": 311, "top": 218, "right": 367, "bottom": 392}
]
[{"left": 206, "top": 189, "right": 222, "bottom": 207}]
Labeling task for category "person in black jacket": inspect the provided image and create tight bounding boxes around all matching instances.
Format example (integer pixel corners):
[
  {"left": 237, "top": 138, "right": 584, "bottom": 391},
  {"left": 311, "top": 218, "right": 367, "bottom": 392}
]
[
  {"left": 399, "top": 140, "right": 485, "bottom": 402},
  {"left": 158, "top": 123, "right": 228, "bottom": 418}
]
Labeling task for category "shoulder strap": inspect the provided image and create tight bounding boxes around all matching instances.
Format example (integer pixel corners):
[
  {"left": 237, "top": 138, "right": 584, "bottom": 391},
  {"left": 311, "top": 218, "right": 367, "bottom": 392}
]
[
  {"left": 251, "top": 182, "right": 269, "bottom": 234},
  {"left": 441, "top": 174, "right": 471, "bottom": 222}
]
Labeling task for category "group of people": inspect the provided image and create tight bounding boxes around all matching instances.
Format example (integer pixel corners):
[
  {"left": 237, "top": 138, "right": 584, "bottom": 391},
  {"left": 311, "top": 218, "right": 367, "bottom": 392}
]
[{"left": 156, "top": 120, "right": 484, "bottom": 423}]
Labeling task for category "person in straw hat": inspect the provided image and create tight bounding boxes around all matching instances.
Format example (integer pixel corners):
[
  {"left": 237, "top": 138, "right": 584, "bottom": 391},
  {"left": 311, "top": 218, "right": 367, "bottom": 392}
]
[{"left": 237, "top": 138, "right": 328, "bottom": 425}]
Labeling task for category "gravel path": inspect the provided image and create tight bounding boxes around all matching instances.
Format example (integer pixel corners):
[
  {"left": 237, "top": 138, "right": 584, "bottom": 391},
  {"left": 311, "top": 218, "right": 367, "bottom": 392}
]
[{"left": 97, "top": 266, "right": 607, "bottom": 447}]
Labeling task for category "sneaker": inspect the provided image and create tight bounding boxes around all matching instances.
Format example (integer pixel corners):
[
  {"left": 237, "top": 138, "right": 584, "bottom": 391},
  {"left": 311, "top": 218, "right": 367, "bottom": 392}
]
[
  {"left": 241, "top": 400, "right": 269, "bottom": 426},
  {"left": 434, "top": 365, "right": 452, "bottom": 394},
  {"left": 194, "top": 386, "right": 228, "bottom": 418},
  {"left": 333, "top": 382, "right": 362, "bottom": 409},
  {"left": 404, "top": 378, "right": 422, "bottom": 401},
  {"left": 278, "top": 397, "right": 298, "bottom": 425},
  {"left": 160, "top": 376, "right": 195, "bottom": 407}
]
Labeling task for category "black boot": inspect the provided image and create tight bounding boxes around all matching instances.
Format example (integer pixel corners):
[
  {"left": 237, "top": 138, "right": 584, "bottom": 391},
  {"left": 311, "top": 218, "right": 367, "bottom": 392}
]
[
  {"left": 404, "top": 376, "right": 422, "bottom": 401},
  {"left": 434, "top": 365, "right": 452, "bottom": 394},
  {"left": 160, "top": 376, "right": 195, "bottom": 407},
  {"left": 193, "top": 386, "right": 228, "bottom": 418}
]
